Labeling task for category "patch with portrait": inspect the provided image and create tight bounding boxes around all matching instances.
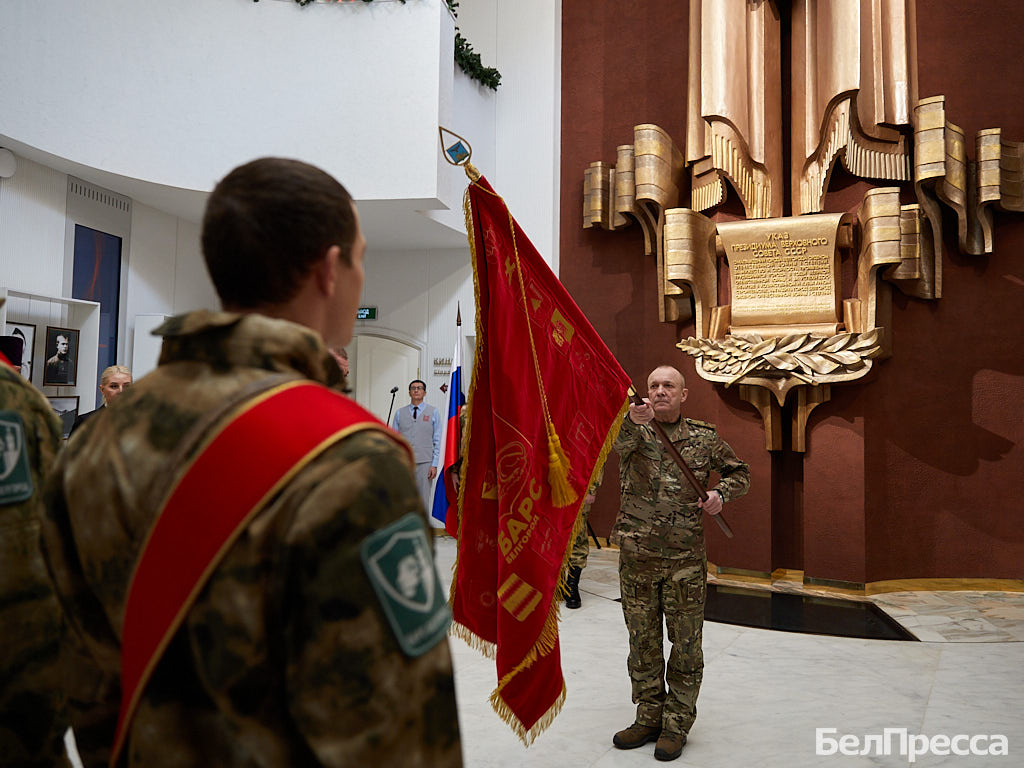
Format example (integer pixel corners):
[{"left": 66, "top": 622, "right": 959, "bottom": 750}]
[{"left": 360, "top": 512, "right": 451, "bottom": 656}]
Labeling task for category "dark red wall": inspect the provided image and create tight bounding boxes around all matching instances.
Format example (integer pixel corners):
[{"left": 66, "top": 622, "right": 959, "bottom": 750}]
[{"left": 561, "top": 0, "right": 1024, "bottom": 581}]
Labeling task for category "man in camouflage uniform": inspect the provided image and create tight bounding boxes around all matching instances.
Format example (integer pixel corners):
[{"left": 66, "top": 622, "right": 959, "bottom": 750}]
[
  {"left": 0, "top": 328, "right": 70, "bottom": 767},
  {"left": 40, "top": 158, "right": 462, "bottom": 767},
  {"left": 611, "top": 365, "right": 749, "bottom": 761}
]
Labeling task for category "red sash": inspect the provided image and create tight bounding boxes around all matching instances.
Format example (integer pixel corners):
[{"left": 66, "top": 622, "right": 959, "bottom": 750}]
[{"left": 111, "top": 381, "right": 409, "bottom": 766}]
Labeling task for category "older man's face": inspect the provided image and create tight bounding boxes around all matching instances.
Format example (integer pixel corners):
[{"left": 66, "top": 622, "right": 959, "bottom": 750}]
[
  {"left": 647, "top": 366, "right": 687, "bottom": 422},
  {"left": 56, "top": 336, "right": 69, "bottom": 356}
]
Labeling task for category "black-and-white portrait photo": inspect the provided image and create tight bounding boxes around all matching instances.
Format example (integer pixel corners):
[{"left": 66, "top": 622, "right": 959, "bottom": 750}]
[
  {"left": 43, "top": 326, "right": 79, "bottom": 387},
  {"left": 4, "top": 322, "right": 35, "bottom": 381}
]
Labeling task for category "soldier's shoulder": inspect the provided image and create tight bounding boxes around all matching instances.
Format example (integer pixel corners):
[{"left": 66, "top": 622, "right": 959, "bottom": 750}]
[
  {"left": 281, "top": 424, "right": 420, "bottom": 546},
  {"left": 685, "top": 417, "right": 717, "bottom": 433}
]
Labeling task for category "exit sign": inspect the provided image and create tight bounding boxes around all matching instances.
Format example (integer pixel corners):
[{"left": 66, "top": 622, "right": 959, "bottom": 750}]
[{"left": 356, "top": 306, "right": 377, "bottom": 320}]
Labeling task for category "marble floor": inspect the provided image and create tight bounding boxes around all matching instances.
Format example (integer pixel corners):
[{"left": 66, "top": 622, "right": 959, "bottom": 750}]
[{"left": 439, "top": 538, "right": 1024, "bottom": 768}]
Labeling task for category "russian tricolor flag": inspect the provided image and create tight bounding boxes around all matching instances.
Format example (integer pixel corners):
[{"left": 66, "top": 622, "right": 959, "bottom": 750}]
[{"left": 431, "top": 310, "right": 466, "bottom": 532}]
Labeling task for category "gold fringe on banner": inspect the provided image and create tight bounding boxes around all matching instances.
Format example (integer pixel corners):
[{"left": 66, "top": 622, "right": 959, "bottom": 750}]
[
  {"left": 487, "top": 589, "right": 564, "bottom": 745},
  {"left": 490, "top": 680, "right": 567, "bottom": 746},
  {"left": 449, "top": 621, "right": 496, "bottom": 660}
]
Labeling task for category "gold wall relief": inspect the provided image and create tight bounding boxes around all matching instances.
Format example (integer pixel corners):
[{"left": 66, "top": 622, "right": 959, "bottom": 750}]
[
  {"left": 582, "top": 161, "right": 616, "bottom": 231},
  {"left": 914, "top": 96, "right": 1024, "bottom": 260},
  {"left": 664, "top": 208, "right": 717, "bottom": 340},
  {"left": 584, "top": 125, "right": 688, "bottom": 323},
  {"left": 884, "top": 203, "right": 938, "bottom": 301},
  {"left": 674, "top": 208, "right": 885, "bottom": 434},
  {"left": 579, "top": 0, "right": 1024, "bottom": 451},
  {"left": 686, "top": 0, "right": 782, "bottom": 220},
  {"left": 791, "top": 0, "right": 916, "bottom": 214},
  {"left": 636, "top": 125, "right": 689, "bottom": 323},
  {"left": 720, "top": 213, "right": 846, "bottom": 336}
]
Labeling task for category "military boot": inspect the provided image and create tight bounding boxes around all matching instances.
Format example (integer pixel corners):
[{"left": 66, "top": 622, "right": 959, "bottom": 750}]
[
  {"left": 612, "top": 722, "right": 661, "bottom": 749},
  {"left": 654, "top": 731, "right": 687, "bottom": 761},
  {"left": 563, "top": 565, "right": 582, "bottom": 609}
]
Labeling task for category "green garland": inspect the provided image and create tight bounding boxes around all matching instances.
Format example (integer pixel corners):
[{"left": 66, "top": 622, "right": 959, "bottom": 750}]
[
  {"left": 255, "top": 0, "right": 501, "bottom": 90},
  {"left": 454, "top": 31, "right": 501, "bottom": 90},
  {"left": 447, "top": 1, "right": 501, "bottom": 90}
]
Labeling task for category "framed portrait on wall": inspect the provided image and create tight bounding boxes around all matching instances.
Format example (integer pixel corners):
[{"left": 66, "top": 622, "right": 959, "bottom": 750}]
[
  {"left": 4, "top": 322, "right": 35, "bottom": 381},
  {"left": 47, "top": 395, "right": 79, "bottom": 440},
  {"left": 42, "top": 326, "right": 79, "bottom": 387}
]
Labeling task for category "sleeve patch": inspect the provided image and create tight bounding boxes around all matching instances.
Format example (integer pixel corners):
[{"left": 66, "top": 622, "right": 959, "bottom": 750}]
[
  {"left": 360, "top": 512, "right": 451, "bottom": 657},
  {"left": 0, "top": 412, "right": 34, "bottom": 505}
]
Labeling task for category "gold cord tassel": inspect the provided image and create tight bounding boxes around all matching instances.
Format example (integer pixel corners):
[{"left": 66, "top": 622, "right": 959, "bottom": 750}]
[{"left": 545, "top": 420, "right": 578, "bottom": 507}]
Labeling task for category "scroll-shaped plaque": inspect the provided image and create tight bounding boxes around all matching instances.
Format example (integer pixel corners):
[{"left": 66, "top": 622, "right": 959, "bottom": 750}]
[
  {"left": 664, "top": 208, "right": 717, "bottom": 340},
  {"left": 718, "top": 214, "right": 846, "bottom": 337}
]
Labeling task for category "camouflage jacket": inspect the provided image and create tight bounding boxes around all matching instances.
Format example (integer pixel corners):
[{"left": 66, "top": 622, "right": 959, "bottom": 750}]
[
  {"left": 41, "top": 311, "right": 462, "bottom": 768},
  {"left": 0, "top": 364, "right": 68, "bottom": 767},
  {"left": 612, "top": 415, "right": 750, "bottom": 559}
]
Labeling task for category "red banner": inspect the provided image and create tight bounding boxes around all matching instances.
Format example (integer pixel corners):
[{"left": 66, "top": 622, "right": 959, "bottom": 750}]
[{"left": 450, "top": 173, "right": 631, "bottom": 743}]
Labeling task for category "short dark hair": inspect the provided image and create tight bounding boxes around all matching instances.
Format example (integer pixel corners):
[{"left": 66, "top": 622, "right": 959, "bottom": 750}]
[
  {"left": 202, "top": 157, "right": 356, "bottom": 309},
  {"left": 409, "top": 380, "right": 427, "bottom": 390}
]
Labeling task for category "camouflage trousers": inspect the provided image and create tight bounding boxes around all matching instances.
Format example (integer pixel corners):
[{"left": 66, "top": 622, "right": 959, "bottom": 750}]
[
  {"left": 567, "top": 502, "right": 591, "bottom": 570},
  {"left": 618, "top": 551, "right": 706, "bottom": 736}
]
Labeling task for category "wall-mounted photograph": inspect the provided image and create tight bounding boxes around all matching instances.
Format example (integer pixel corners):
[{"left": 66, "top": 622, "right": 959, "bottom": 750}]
[
  {"left": 4, "top": 322, "right": 35, "bottom": 381},
  {"left": 47, "top": 395, "right": 80, "bottom": 440},
  {"left": 42, "top": 326, "right": 79, "bottom": 387}
]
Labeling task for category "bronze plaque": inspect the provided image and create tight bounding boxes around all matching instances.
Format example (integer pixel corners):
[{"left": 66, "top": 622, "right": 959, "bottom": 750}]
[{"left": 719, "top": 213, "right": 845, "bottom": 329}]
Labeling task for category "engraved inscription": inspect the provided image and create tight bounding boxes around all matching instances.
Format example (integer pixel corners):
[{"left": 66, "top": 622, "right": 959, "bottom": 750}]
[
  {"left": 731, "top": 232, "right": 834, "bottom": 303},
  {"left": 718, "top": 214, "right": 845, "bottom": 328}
]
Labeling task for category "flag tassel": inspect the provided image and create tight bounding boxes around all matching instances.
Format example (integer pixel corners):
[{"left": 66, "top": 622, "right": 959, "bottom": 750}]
[{"left": 545, "top": 421, "right": 578, "bottom": 507}]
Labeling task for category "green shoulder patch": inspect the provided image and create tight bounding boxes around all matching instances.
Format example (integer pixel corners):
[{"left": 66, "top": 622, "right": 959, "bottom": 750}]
[
  {"left": 360, "top": 512, "right": 451, "bottom": 657},
  {"left": 0, "top": 411, "right": 34, "bottom": 505}
]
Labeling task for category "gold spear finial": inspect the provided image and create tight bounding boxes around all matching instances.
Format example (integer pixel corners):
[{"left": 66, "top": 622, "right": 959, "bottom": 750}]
[{"left": 439, "top": 126, "right": 480, "bottom": 181}]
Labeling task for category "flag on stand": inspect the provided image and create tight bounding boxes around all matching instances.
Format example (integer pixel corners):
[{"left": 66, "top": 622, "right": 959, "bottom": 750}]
[
  {"left": 449, "top": 167, "right": 632, "bottom": 744},
  {"left": 431, "top": 308, "right": 466, "bottom": 531}
]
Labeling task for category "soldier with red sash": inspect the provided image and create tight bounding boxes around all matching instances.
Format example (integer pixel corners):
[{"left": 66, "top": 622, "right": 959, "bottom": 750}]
[{"left": 41, "top": 158, "right": 462, "bottom": 767}]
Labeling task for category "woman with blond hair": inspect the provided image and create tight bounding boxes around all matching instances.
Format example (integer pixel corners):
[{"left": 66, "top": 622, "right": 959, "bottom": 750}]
[{"left": 69, "top": 364, "right": 132, "bottom": 437}]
